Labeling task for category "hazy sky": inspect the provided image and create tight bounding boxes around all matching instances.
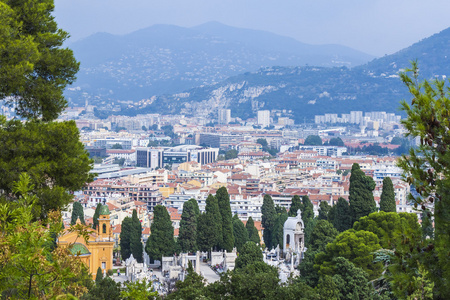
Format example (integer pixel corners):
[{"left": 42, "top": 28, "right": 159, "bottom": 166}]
[{"left": 54, "top": 0, "right": 450, "bottom": 57}]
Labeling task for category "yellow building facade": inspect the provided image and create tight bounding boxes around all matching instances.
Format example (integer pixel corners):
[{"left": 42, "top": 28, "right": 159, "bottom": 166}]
[{"left": 58, "top": 205, "right": 114, "bottom": 278}]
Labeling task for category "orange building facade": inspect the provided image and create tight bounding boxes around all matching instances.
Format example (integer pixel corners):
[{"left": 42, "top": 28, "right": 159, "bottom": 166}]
[{"left": 58, "top": 205, "right": 114, "bottom": 278}]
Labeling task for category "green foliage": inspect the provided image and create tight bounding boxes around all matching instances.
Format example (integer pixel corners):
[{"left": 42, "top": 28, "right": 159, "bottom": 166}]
[
  {"left": 304, "top": 135, "right": 322, "bottom": 145},
  {"left": 120, "top": 217, "right": 133, "bottom": 261},
  {"left": 301, "top": 195, "right": 314, "bottom": 224},
  {"left": 0, "top": 173, "right": 92, "bottom": 298},
  {"left": 261, "top": 194, "right": 276, "bottom": 249},
  {"left": 82, "top": 276, "right": 122, "bottom": 300},
  {"left": 421, "top": 209, "right": 434, "bottom": 239},
  {"left": 246, "top": 217, "right": 260, "bottom": 244},
  {"left": 224, "top": 149, "right": 238, "bottom": 160},
  {"left": 71, "top": 202, "right": 85, "bottom": 225},
  {"left": 276, "top": 278, "right": 320, "bottom": 299},
  {"left": 327, "top": 137, "right": 345, "bottom": 146},
  {"left": 188, "top": 198, "right": 200, "bottom": 219},
  {"left": 235, "top": 241, "right": 263, "bottom": 269},
  {"left": 145, "top": 205, "right": 175, "bottom": 261},
  {"left": 92, "top": 203, "right": 102, "bottom": 230},
  {"left": 95, "top": 267, "right": 103, "bottom": 285},
  {"left": 232, "top": 215, "right": 248, "bottom": 252},
  {"left": 166, "top": 262, "right": 206, "bottom": 300},
  {"left": 318, "top": 201, "right": 331, "bottom": 220},
  {"left": 256, "top": 138, "right": 268, "bottom": 148},
  {"left": 299, "top": 249, "right": 321, "bottom": 287},
  {"left": 353, "top": 211, "right": 421, "bottom": 249},
  {"left": 380, "top": 177, "right": 396, "bottom": 212},
  {"left": 121, "top": 279, "right": 158, "bottom": 300},
  {"left": 111, "top": 143, "right": 123, "bottom": 149},
  {"left": 201, "top": 194, "right": 222, "bottom": 250},
  {"left": 130, "top": 209, "right": 143, "bottom": 263},
  {"left": 178, "top": 200, "right": 198, "bottom": 252},
  {"left": 288, "top": 195, "right": 301, "bottom": 217},
  {"left": 349, "top": 163, "right": 376, "bottom": 223},
  {"left": 197, "top": 212, "right": 217, "bottom": 252},
  {"left": 316, "top": 275, "right": 339, "bottom": 300},
  {"left": 331, "top": 257, "right": 375, "bottom": 300},
  {"left": 113, "top": 157, "right": 126, "bottom": 166},
  {"left": 397, "top": 62, "right": 450, "bottom": 297},
  {"left": 0, "top": 0, "right": 79, "bottom": 121},
  {"left": 0, "top": 119, "right": 94, "bottom": 220},
  {"left": 309, "top": 220, "right": 339, "bottom": 252},
  {"left": 216, "top": 187, "right": 234, "bottom": 251},
  {"left": 330, "top": 197, "right": 353, "bottom": 232},
  {"left": 271, "top": 208, "right": 288, "bottom": 249},
  {"left": 315, "top": 230, "right": 382, "bottom": 280},
  {"left": 390, "top": 136, "right": 404, "bottom": 145}
]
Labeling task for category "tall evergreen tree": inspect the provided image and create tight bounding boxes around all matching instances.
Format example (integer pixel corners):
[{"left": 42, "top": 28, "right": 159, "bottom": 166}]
[
  {"left": 246, "top": 217, "right": 260, "bottom": 244},
  {"left": 205, "top": 194, "right": 222, "bottom": 250},
  {"left": 92, "top": 203, "right": 102, "bottom": 230},
  {"left": 145, "top": 205, "right": 175, "bottom": 261},
  {"left": 272, "top": 206, "right": 288, "bottom": 248},
  {"left": 188, "top": 198, "right": 200, "bottom": 219},
  {"left": 95, "top": 267, "right": 103, "bottom": 285},
  {"left": 120, "top": 217, "right": 132, "bottom": 260},
  {"left": 301, "top": 195, "right": 314, "bottom": 230},
  {"left": 349, "top": 163, "right": 376, "bottom": 223},
  {"left": 331, "top": 197, "right": 353, "bottom": 232},
  {"left": 288, "top": 195, "right": 302, "bottom": 217},
  {"left": 197, "top": 212, "right": 216, "bottom": 252},
  {"left": 130, "top": 209, "right": 143, "bottom": 263},
  {"left": 379, "top": 177, "right": 396, "bottom": 212},
  {"left": 70, "top": 201, "right": 85, "bottom": 225},
  {"left": 318, "top": 201, "right": 331, "bottom": 220},
  {"left": 216, "top": 187, "right": 234, "bottom": 251},
  {"left": 232, "top": 214, "right": 248, "bottom": 252},
  {"left": 261, "top": 194, "right": 276, "bottom": 249},
  {"left": 178, "top": 200, "right": 198, "bottom": 252}
]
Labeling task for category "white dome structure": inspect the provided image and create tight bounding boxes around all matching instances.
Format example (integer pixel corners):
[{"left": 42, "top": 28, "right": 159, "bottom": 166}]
[{"left": 283, "top": 209, "right": 305, "bottom": 255}]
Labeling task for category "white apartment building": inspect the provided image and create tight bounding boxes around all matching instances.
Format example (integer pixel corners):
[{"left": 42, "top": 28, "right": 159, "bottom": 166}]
[
  {"left": 218, "top": 109, "right": 231, "bottom": 125},
  {"left": 257, "top": 110, "right": 270, "bottom": 128}
]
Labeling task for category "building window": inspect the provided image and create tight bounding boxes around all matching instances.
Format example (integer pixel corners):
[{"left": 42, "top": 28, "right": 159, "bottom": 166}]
[
  {"left": 102, "top": 262, "right": 106, "bottom": 269},
  {"left": 103, "top": 224, "right": 107, "bottom": 234}
]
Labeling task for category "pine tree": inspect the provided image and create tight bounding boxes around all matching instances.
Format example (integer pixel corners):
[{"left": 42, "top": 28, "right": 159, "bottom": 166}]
[
  {"left": 95, "top": 267, "right": 103, "bottom": 285},
  {"left": 246, "top": 217, "right": 260, "bottom": 245},
  {"left": 92, "top": 203, "right": 102, "bottom": 230},
  {"left": 178, "top": 200, "right": 198, "bottom": 252},
  {"left": 349, "top": 163, "right": 376, "bottom": 223},
  {"left": 261, "top": 194, "right": 276, "bottom": 249},
  {"left": 332, "top": 197, "right": 353, "bottom": 232},
  {"left": 145, "top": 205, "right": 175, "bottom": 261},
  {"left": 120, "top": 217, "right": 132, "bottom": 260},
  {"left": 130, "top": 209, "right": 143, "bottom": 263},
  {"left": 288, "top": 195, "right": 302, "bottom": 217},
  {"left": 380, "top": 177, "right": 396, "bottom": 212},
  {"left": 232, "top": 214, "right": 248, "bottom": 252},
  {"left": 70, "top": 201, "right": 85, "bottom": 225},
  {"left": 318, "top": 201, "right": 331, "bottom": 220},
  {"left": 216, "top": 187, "right": 234, "bottom": 251}
]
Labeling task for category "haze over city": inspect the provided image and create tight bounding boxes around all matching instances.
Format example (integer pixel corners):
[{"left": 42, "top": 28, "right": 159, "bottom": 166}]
[{"left": 55, "top": 0, "right": 450, "bottom": 56}]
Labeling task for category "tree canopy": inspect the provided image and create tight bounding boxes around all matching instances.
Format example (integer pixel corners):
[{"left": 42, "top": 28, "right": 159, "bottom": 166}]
[
  {"left": 380, "top": 177, "right": 396, "bottom": 212},
  {"left": 145, "top": 205, "right": 175, "bottom": 261},
  {"left": 349, "top": 163, "right": 376, "bottom": 223},
  {"left": 216, "top": 187, "right": 234, "bottom": 251},
  {"left": 304, "top": 135, "right": 322, "bottom": 145},
  {"left": 178, "top": 200, "right": 198, "bottom": 253},
  {"left": 261, "top": 194, "right": 276, "bottom": 249}
]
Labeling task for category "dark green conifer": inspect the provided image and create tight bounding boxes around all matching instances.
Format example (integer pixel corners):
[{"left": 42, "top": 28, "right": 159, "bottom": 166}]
[
  {"left": 288, "top": 195, "right": 302, "bottom": 217},
  {"left": 197, "top": 212, "right": 216, "bottom": 252},
  {"left": 261, "top": 194, "right": 276, "bottom": 249},
  {"left": 232, "top": 214, "right": 248, "bottom": 252},
  {"left": 188, "top": 198, "right": 200, "bottom": 219},
  {"left": 178, "top": 200, "right": 198, "bottom": 252},
  {"left": 332, "top": 197, "right": 353, "bottom": 232},
  {"left": 130, "top": 209, "right": 143, "bottom": 262},
  {"left": 272, "top": 206, "right": 288, "bottom": 248},
  {"left": 380, "top": 177, "right": 396, "bottom": 212},
  {"left": 145, "top": 205, "right": 175, "bottom": 261},
  {"left": 92, "top": 203, "right": 102, "bottom": 230},
  {"left": 318, "top": 201, "right": 331, "bottom": 220},
  {"left": 95, "top": 267, "right": 103, "bottom": 285},
  {"left": 216, "top": 187, "right": 234, "bottom": 251},
  {"left": 349, "top": 163, "right": 376, "bottom": 223},
  {"left": 246, "top": 217, "right": 260, "bottom": 245},
  {"left": 70, "top": 201, "right": 85, "bottom": 225},
  {"left": 120, "top": 217, "right": 132, "bottom": 260}
]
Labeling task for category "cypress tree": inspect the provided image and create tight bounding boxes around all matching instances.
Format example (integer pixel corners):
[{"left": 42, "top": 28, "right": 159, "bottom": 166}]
[
  {"left": 95, "top": 267, "right": 103, "bottom": 285},
  {"left": 246, "top": 217, "right": 260, "bottom": 244},
  {"left": 380, "top": 177, "right": 396, "bottom": 212},
  {"left": 318, "top": 201, "right": 331, "bottom": 220},
  {"left": 145, "top": 205, "right": 175, "bottom": 261},
  {"left": 272, "top": 207, "right": 288, "bottom": 248},
  {"left": 288, "top": 195, "right": 302, "bottom": 217},
  {"left": 70, "top": 201, "right": 85, "bottom": 225},
  {"left": 261, "top": 194, "right": 276, "bottom": 249},
  {"left": 349, "top": 163, "right": 376, "bottom": 223},
  {"left": 216, "top": 187, "right": 234, "bottom": 251},
  {"left": 205, "top": 194, "right": 222, "bottom": 250},
  {"left": 130, "top": 209, "right": 143, "bottom": 263},
  {"left": 197, "top": 212, "right": 216, "bottom": 252},
  {"left": 301, "top": 195, "right": 314, "bottom": 228},
  {"left": 232, "top": 214, "right": 248, "bottom": 252},
  {"left": 188, "top": 198, "right": 200, "bottom": 219},
  {"left": 92, "top": 203, "right": 102, "bottom": 230},
  {"left": 178, "top": 200, "right": 198, "bottom": 252},
  {"left": 120, "top": 217, "right": 132, "bottom": 260},
  {"left": 332, "top": 197, "right": 353, "bottom": 232}
]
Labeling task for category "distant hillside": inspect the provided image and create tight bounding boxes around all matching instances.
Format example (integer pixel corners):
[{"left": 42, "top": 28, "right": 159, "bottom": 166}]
[
  {"left": 123, "top": 26, "right": 450, "bottom": 122},
  {"left": 65, "top": 22, "right": 374, "bottom": 107}
]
